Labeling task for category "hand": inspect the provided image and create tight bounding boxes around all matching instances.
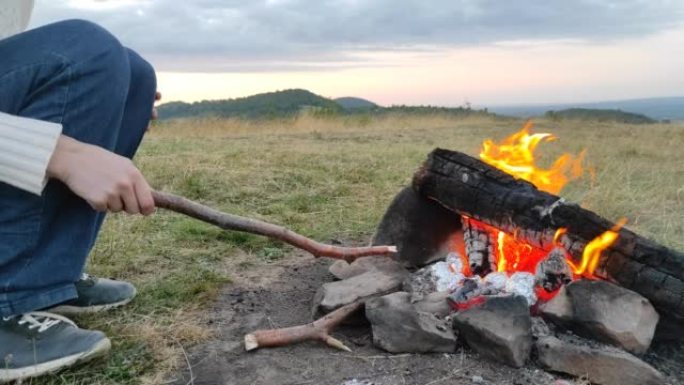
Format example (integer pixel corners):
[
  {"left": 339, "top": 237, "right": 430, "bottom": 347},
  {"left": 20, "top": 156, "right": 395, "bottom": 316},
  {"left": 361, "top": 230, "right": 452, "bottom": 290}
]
[
  {"left": 149, "top": 91, "right": 161, "bottom": 130},
  {"left": 47, "top": 135, "right": 155, "bottom": 215}
]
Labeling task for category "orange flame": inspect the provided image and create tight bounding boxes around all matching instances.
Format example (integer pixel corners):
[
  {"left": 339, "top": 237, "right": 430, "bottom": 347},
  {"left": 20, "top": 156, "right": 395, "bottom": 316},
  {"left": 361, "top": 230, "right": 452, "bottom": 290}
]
[
  {"left": 479, "top": 121, "right": 585, "bottom": 194},
  {"left": 553, "top": 228, "right": 567, "bottom": 244},
  {"left": 570, "top": 218, "right": 627, "bottom": 278},
  {"left": 496, "top": 231, "right": 506, "bottom": 272}
]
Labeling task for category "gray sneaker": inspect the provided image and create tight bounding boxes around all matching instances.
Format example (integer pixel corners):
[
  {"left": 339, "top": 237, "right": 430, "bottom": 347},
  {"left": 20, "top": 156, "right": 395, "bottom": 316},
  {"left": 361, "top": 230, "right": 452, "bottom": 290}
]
[
  {"left": 0, "top": 312, "right": 110, "bottom": 382},
  {"left": 49, "top": 274, "right": 137, "bottom": 315}
]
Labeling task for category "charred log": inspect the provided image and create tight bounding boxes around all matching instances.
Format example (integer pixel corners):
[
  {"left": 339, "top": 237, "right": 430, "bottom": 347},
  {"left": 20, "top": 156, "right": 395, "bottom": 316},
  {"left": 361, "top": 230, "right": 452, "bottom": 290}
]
[
  {"left": 535, "top": 248, "right": 574, "bottom": 292},
  {"left": 413, "top": 148, "right": 684, "bottom": 331},
  {"left": 462, "top": 217, "right": 496, "bottom": 275}
]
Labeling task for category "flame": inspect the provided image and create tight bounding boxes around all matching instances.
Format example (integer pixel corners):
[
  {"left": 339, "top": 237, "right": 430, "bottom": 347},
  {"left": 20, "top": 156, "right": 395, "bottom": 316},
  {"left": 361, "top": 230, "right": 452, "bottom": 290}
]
[
  {"left": 479, "top": 121, "right": 585, "bottom": 194},
  {"left": 496, "top": 231, "right": 506, "bottom": 272},
  {"left": 571, "top": 218, "right": 627, "bottom": 278},
  {"left": 553, "top": 228, "right": 567, "bottom": 244}
]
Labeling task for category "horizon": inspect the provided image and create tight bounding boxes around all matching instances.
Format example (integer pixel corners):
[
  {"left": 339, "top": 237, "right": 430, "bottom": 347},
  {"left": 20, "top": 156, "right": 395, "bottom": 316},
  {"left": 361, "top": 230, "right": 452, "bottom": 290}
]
[
  {"left": 30, "top": 0, "right": 684, "bottom": 106},
  {"left": 155, "top": 88, "right": 684, "bottom": 110}
]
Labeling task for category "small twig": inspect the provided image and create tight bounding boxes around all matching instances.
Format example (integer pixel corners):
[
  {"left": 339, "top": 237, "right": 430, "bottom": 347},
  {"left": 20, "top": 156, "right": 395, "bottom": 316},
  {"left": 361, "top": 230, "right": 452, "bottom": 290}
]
[
  {"left": 172, "top": 339, "right": 195, "bottom": 385},
  {"left": 153, "top": 191, "right": 397, "bottom": 262},
  {"left": 244, "top": 302, "right": 362, "bottom": 351}
]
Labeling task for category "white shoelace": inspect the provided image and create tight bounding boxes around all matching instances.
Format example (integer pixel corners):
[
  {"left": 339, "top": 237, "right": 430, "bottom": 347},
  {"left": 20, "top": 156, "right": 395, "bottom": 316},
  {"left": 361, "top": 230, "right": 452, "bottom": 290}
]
[{"left": 2, "top": 312, "right": 76, "bottom": 333}]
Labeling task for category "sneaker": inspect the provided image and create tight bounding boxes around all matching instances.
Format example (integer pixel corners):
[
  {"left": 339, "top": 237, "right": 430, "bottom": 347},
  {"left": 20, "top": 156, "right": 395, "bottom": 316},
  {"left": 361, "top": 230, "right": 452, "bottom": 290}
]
[
  {"left": 49, "top": 274, "right": 137, "bottom": 315},
  {"left": 0, "top": 312, "right": 110, "bottom": 382}
]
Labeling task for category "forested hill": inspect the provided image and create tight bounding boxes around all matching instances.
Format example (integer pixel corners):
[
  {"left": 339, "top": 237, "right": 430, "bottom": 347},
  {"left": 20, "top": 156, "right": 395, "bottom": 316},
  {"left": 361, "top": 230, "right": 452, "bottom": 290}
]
[
  {"left": 544, "top": 108, "right": 656, "bottom": 124},
  {"left": 157, "top": 89, "right": 343, "bottom": 120},
  {"left": 157, "top": 89, "right": 493, "bottom": 120}
]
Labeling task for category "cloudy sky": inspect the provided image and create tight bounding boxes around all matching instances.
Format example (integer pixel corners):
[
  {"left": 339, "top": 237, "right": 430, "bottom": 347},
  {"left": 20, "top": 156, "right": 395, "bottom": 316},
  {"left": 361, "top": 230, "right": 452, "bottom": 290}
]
[{"left": 30, "top": 0, "right": 684, "bottom": 106}]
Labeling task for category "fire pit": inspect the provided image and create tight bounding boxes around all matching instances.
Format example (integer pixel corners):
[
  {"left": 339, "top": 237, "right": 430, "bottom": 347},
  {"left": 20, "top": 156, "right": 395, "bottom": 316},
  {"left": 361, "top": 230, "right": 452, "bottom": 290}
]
[{"left": 244, "top": 123, "right": 683, "bottom": 385}]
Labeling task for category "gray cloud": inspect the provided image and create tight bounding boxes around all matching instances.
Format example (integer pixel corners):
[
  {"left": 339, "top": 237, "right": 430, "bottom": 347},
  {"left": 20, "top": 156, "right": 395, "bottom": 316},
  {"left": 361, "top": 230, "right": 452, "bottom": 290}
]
[{"left": 30, "top": 0, "right": 684, "bottom": 72}]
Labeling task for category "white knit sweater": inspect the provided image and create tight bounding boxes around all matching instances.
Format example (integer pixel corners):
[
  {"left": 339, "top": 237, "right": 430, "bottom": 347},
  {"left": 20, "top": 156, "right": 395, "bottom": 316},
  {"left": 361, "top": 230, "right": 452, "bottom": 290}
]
[{"left": 1, "top": 0, "right": 63, "bottom": 195}]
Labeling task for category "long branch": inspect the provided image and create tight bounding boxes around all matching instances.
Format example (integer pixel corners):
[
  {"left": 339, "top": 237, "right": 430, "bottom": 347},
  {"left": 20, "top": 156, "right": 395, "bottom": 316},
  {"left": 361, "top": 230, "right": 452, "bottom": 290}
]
[
  {"left": 244, "top": 301, "right": 363, "bottom": 352},
  {"left": 152, "top": 191, "right": 397, "bottom": 262}
]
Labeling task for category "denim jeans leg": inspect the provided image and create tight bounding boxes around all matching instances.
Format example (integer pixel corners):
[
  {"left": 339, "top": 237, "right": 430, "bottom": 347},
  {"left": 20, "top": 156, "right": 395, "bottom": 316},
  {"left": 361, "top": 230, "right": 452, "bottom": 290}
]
[
  {"left": 89, "top": 48, "right": 157, "bottom": 251},
  {"left": 0, "top": 20, "right": 137, "bottom": 316}
]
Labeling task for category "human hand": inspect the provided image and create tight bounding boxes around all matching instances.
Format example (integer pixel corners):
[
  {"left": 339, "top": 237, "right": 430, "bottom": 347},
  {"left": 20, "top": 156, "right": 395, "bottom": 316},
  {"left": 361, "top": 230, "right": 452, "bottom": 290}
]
[{"left": 47, "top": 135, "right": 155, "bottom": 215}]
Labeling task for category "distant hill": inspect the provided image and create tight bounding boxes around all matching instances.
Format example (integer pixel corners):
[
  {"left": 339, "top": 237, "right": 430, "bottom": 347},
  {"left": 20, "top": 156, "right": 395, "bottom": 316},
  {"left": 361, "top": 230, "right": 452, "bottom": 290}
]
[
  {"left": 488, "top": 96, "right": 684, "bottom": 121},
  {"left": 158, "top": 89, "right": 343, "bottom": 120},
  {"left": 334, "top": 97, "right": 378, "bottom": 110},
  {"left": 158, "top": 89, "right": 494, "bottom": 120},
  {"left": 545, "top": 108, "right": 656, "bottom": 124}
]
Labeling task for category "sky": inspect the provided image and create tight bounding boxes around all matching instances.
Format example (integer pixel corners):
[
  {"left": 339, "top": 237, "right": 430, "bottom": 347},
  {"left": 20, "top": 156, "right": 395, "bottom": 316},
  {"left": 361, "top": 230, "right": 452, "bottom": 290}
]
[{"left": 29, "top": 0, "right": 684, "bottom": 107}]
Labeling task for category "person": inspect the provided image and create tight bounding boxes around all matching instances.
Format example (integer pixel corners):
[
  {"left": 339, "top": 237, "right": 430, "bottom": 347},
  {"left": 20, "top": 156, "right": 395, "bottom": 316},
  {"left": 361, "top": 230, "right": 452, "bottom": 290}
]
[{"left": 0, "top": 1, "right": 159, "bottom": 381}]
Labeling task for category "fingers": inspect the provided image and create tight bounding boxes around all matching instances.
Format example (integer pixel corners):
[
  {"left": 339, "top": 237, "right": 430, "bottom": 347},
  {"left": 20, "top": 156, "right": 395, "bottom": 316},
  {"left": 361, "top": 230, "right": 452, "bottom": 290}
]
[
  {"left": 134, "top": 175, "right": 156, "bottom": 216},
  {"left": 108, "top": 195, "right": 125, "bottom": 213},
  {"left": 120, "top": 182, "right": 140, "bottom": 214}
]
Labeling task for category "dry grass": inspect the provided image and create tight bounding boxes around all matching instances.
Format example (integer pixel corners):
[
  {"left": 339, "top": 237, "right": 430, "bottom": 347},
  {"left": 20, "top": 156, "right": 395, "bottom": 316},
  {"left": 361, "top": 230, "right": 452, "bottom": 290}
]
[{"left": 32, "top": 113, "right": 684, "bottom": 384}]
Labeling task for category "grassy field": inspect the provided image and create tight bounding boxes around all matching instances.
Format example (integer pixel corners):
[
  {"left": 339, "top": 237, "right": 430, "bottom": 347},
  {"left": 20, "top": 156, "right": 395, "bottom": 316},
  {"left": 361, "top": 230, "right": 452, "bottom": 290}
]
[{"left": 33, "top": 114, "right": 684, "bottom": 384}]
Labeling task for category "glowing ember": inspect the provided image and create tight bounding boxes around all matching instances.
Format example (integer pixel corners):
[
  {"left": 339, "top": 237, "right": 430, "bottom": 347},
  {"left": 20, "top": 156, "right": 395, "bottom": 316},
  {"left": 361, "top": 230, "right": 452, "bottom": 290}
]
[{"left": 479, "top": 121, "right": 585, "bottom": 195}]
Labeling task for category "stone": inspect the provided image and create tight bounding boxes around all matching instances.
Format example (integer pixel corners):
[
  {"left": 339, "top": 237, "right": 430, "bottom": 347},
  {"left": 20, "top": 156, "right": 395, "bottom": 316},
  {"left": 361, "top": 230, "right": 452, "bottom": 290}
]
[
  {"left": 329, "top": 255, "right": 409, "bottom": 280},
  {"left": 371, "top": 187, "right": 462, "bottom": 268},
  {"left": 536, "top": 335, "right": 665, "bottom": 385},
  {"left": 452, "top": 296, "right": 532, "bottom": 367},
  {"left": 540, "top": 280, "right": 659, "bottom": 354},
  {"left": 312, "top": 269, "right": 406, "bottom": 317},
  {"left": 412, "top": 291, "right": 452, "bottom": 318},
  {"left": 365, "top": 292, "right": 457, "bottom": 353},
  {"left": 539, "top": 286, "right": 573, "bottom": 323},
  {"left": 530, "top": 316, "right": 552, "bottom": 339}
]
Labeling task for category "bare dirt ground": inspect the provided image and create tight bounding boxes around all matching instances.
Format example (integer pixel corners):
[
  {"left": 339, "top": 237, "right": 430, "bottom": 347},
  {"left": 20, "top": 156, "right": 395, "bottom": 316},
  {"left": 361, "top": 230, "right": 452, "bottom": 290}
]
[{"left": 168, "top": 254, "right": 683, "bottom": 385}]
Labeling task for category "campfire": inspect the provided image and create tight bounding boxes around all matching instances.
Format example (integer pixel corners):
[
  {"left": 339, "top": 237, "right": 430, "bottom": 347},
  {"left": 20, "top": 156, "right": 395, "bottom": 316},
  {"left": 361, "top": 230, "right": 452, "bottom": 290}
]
[
  {"left": 426, "top": 122, "right": 626, "bottom": 312},
  {"left": 242, "top": 123, "right": 683, "bottom": 385}
]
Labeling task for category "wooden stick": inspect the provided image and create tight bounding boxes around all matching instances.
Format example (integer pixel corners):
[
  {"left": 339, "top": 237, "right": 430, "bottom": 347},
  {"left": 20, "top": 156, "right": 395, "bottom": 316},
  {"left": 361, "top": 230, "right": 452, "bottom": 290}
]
[
  {"left": 152, "top": 191, "right": 396, "bottom": 262},
  {"left": 244, "top": 302, "right": 363, "bottom": 352}
]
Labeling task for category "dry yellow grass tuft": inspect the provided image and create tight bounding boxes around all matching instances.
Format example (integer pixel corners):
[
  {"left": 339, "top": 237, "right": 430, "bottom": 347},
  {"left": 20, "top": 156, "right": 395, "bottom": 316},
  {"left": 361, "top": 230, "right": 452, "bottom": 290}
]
[{"left": 35, "top": 113, "right": 684, "bottom": 384}]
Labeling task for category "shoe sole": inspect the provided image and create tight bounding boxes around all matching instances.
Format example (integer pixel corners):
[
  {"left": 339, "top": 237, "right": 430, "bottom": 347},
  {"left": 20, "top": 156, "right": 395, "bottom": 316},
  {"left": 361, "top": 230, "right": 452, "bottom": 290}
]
[
  {"left": 48, "top": 296, "right": 134, "bottom": 315},
  {"left": 0, "top": 337, "right": 111, "bottom": 383}
]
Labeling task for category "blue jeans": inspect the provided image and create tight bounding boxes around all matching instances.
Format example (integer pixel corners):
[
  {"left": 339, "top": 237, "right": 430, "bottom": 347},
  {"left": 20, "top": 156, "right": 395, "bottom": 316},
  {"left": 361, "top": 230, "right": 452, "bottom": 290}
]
[{"left": 0, "top": 20, "right": 156, "bottom": 317}]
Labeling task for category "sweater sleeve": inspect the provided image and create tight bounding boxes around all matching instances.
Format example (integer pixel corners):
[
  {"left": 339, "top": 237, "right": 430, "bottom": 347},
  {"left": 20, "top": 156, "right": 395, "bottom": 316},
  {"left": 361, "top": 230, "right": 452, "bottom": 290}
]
[{"left": 0, "top": 112, "right": 62, "bottom": 195}]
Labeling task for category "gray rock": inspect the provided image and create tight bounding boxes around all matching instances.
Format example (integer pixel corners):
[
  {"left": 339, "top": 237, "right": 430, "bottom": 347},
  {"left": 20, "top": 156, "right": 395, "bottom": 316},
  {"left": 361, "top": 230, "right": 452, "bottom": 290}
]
[
  {"left": 540, "top": 280, "right": 659, "bottom": 354},
  {"left": 329, "top": 255, "right": 408, "bottom": 280},
  {"left": 313, "top": 269, "right": 406, "bottom": 316},
  {"left": 365, "top": 292, "right": 457, "bottom": 353},
  {"left": 530, "top": 317, "right": 552, "bottom": 339},
  {"left": 453, "top": 296, "right": 532, "bottom": 367},
  {"left": 536, "top": 336, "right": 665, "bottom": 385},
  {"left": 412, "top": 291, "right": 452, "bottom": 318}
]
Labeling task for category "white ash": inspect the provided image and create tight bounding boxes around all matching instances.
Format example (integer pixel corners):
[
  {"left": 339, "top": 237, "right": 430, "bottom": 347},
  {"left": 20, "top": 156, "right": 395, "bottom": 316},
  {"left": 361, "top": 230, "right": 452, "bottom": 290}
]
[
  {"left": 402, "top": 252, "right": 466, "bottom": 297},
  {"left": 504, "top": 272, "right": 537, "bottom": 306},
  {"left": 483, "top": 271, "right": 507, "bottom": 291}
]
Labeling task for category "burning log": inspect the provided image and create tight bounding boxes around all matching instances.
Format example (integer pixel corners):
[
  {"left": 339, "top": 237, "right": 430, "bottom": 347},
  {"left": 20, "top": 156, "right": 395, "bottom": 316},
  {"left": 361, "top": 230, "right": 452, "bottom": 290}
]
[
  {"left": 461, "top": 217, "right": 497, "bottom": 275},
  {"left": 244, "top": 301, "right": 362, "bottom": 352},
  {"left": 152, "top": 191, "right": 396, "bottom": 262},
  {"left": 412, "top": 148, "right": 684, "bottom": 330}
]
